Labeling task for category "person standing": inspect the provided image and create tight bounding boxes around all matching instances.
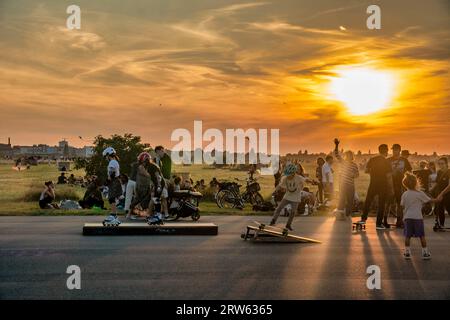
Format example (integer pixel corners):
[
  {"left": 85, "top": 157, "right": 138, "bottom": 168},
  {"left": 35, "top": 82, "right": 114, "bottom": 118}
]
[
  {"left": 359, "top": 144, "right": 392, "bottom": 230},
  {"left": 333, "top": 139, "right": 359, "bottom": 219},
  {"left": 155, "top": 146, "right": 172, "bottom": 180},
  {"left": 124, "top": 159, "right": 139, "bottom": 219},
  {"left": 155, "top": 146, "right": 172, "bottom": 218},
  {"left": 413, "top": 160, "right": 431, "bottom": 194},
  {"left": 431, "top": 157, "right": 450, "bottom": 229},
  {"left": 315, "top": 157, "right": 325, "bottom": 203},
  {"left": 321, "top": 155, "right": 334, "bottom": 203},
  {"left": 387, "top": 144, "right": 412, "bottom": 228},
  {"left": 102, "top": 147, "right": 122, "bottom": 226}
]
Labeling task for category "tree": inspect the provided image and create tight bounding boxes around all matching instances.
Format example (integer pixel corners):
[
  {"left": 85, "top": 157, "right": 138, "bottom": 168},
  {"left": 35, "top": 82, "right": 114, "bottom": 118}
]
[{"left": 74, "top": 133, "right": 145, "bottom": 182}]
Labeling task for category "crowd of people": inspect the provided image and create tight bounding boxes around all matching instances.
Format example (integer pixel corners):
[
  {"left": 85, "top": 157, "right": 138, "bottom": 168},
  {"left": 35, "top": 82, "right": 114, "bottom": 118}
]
[
  {"left": 270, "top": 139, "right": 450, "bottom": 260},
  {"left": 36, "top": 139, "right": 450, "bottom": 258}
]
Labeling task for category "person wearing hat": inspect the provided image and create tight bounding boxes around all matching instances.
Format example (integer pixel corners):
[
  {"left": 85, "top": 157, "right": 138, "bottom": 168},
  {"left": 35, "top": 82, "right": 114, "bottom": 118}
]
[
  {"left": 387, "top": 144, "right": 412, "bottom": 228},
  {"left": 359, "top": 144, "right": 393, "bottom": 229}
]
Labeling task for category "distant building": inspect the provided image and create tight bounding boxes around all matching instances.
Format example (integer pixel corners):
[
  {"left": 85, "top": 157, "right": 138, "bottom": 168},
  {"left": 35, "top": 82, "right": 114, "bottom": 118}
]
[
  {"left": 2, "top": 138, "right": 94, "bottom": 159},
  {"left": 0, "top": 137, "right": 13, "bottom": 157}
]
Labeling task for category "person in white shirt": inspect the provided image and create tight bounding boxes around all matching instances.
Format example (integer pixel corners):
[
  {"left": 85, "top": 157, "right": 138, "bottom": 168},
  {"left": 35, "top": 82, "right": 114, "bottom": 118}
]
[
  {"left": 321, "top": 155, "right": 334, "bottom": 202},
  {"left": 102, "top": 147, "right": 122, "bottom": 226},
  {"left": 401, "top": 173, "right": 437, "bottom": 260},
  {"left": 270, "top": 163, "right": 314, "bottom": 231}
]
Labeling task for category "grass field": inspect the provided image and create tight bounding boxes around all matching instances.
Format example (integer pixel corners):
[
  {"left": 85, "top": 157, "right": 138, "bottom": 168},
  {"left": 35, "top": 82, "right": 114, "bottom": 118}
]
[{"left": 0, "top": 161, "right": 371, "bottom": 216}]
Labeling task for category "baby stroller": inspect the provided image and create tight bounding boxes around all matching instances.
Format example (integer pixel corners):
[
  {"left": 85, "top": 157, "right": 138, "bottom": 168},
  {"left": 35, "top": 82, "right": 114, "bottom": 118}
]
[{"left": 167, "top": 190, "right": 202, "bottom": 221}]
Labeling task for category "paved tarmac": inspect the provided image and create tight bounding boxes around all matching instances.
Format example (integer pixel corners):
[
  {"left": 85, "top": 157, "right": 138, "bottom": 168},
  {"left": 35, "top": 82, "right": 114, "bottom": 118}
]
[{"left": 1, "top": 215, "right": 449, "bottom": 299}]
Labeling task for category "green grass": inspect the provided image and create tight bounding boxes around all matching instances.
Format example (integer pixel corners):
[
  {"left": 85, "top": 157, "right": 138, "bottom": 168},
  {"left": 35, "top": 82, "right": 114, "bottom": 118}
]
[{"left": 0, "top": 161, "right": 370, "bottom": 216}]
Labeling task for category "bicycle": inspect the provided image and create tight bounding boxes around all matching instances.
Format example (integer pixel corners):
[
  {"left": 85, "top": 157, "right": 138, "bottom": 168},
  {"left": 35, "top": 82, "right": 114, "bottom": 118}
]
[{"left": 216, "top": 177, "right": 264, "bottom": 209}]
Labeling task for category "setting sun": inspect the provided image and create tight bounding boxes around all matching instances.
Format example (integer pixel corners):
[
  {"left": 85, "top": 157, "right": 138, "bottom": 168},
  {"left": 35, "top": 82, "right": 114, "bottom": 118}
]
[{"left": 330, "top": 67, "right": 396, "bottom": 115}]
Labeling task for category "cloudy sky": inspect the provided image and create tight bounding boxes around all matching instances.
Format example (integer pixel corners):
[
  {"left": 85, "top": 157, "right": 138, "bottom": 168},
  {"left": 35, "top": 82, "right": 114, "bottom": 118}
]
[{"left": 0, "top": 0, "right": 449, "bottom": 153}]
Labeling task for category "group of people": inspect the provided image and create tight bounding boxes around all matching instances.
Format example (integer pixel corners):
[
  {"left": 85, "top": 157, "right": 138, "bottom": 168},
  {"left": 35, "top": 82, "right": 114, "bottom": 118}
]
[
  {"left": 101, "top": 145, "right": 173, "bottom": 226},
  {"left": 269, "top": 139, "right": 450, "bottom": 260}
]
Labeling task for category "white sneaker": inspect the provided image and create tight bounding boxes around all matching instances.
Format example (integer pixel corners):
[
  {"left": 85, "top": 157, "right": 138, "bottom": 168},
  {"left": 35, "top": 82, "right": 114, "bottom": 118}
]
[
  {"left": 422, "top": 252, "right": 431, "bottom": 260},
  {"left": 403, "top": 251, "right": 411, "bottom": 260},
  {"left": 103, "top": 214, "right": 121, "bottom": 226}
]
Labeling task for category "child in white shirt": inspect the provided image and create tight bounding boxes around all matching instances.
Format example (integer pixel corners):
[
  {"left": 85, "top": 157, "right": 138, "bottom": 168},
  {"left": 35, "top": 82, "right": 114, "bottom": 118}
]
[{"left": 401, "top": 173, "right": 437, "bottom": 260}]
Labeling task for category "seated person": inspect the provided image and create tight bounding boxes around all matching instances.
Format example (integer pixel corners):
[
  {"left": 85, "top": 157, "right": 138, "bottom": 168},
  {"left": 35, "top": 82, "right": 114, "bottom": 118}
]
[
  {"left": 209, "top": 177, "right": 219, "bottom": 188},
  {"left": 68, "top": 174, "right": 76, "bottom": 185},
  {"left": 57, "top": 172, "right": 67, "bottom": 184},
  {"left": 39, "top": 181, "right": 59, "bottom": 209},
  {"left": 79, "top": 177, "right": 105, "bottom": 209}
]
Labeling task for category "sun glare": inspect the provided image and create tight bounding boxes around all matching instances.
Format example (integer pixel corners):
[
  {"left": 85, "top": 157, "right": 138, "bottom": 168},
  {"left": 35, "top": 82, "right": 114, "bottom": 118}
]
[{"left": 330, "top": 67, "right": 395, "bottom": 115}]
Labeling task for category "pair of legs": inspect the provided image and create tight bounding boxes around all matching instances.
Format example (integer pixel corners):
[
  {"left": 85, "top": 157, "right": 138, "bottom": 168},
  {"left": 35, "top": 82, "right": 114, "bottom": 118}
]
[
  {"left": 337, "top": 183, "right": 355, "bottom": 217},
  {"left": 405, "top": 236, "right": 427, "bottom": 248},
  {"left": 317, "top": 182, "right": 324, "bottom": 203},
  {"left": 362, "top": 183, "right": 387, "bottom": 225},
  {"left": 323, "top": 183, "right": 334, "bottom": 203},
  {"left": 124, "top": 179, "right": 136, "bottom": 216},
  {"left": 392, "top": 187, "right": 404, "bottom": 226},
  {"left": 270, "top": 198, "right": 299, "bottom": 229},
  {"left": 435, "top": 195, "right": 450, "bottom": 227},
  {"left": 108, "top": 178, "right": 123, "bottom": 215}
]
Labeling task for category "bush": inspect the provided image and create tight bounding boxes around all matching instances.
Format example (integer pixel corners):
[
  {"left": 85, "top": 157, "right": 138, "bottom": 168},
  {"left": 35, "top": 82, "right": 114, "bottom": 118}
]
[
  {"left": 23, "top": 183, "right": 84, "bottom": 202},
  {"left": 74, "top": 133, "right": 146, "bottom": 182}
]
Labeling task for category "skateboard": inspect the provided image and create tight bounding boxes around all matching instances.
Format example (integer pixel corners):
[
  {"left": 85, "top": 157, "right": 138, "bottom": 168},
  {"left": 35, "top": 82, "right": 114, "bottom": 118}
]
[
  {"left": 253, "top": 220, "right": 290, "bottom": 236},
  {"left": 433, "top": 224, "right": 450, "bottom": 232},
  {"left": 352, "top": 221, "right": 366, "bottom": 231},
  {"left": 241, "top": 221, "right": 321, "bottom": 243}
]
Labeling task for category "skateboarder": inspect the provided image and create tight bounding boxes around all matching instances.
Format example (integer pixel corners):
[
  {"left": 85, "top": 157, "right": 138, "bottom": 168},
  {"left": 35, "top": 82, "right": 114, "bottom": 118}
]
[
  {"left": 102, "top": 147, "right": 122, "bottom": 226},
  {"left": 269, "top": 163, "right": 313, "bottom": 231}
]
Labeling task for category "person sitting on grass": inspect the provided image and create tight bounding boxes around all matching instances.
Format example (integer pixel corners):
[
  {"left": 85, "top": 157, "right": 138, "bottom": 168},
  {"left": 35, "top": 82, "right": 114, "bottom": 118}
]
[
  {"left": 79, "top": 177, "right": 105, "bottom": 209},
  {"left": 401, "top": 172, "right": 437, "bottom": 260},
  {"left": 39, "top": 181, "right": 59, "bottom": 209},
  {"left": 57, "top": 172, "right": 67, "bottom": 184},
  {"left": 68, "top": 174, "right": 76, "bottom": 185}
]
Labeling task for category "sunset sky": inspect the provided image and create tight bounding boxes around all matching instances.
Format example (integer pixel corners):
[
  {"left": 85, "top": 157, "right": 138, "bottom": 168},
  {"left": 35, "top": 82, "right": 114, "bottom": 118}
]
[{"left": 0, "top": 0, "right": 449, "bottom": 154}]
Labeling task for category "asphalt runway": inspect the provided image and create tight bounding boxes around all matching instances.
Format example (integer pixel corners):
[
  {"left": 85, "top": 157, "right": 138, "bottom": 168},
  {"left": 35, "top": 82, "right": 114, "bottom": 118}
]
[{"left": 1, "top": 215, "right": 449, "bottom": 299}]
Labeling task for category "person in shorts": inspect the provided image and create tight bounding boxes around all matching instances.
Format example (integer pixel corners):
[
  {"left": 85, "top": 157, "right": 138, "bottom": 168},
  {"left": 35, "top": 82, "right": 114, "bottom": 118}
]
[{"left": 401, "top": 173, "right": 437, "bottom": 260}]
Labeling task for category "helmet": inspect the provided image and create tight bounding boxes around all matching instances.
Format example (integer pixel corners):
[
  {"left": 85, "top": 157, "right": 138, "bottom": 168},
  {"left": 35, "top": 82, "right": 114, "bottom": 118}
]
[
  {"left": 137, "top": 152, "right": 151, "bottom": 163},
  {"left": 102, "top": 147, "right": 116, "bottom": 157},
  {"left": 283, "top": 163, "right": 297, "bottom": 176}
]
